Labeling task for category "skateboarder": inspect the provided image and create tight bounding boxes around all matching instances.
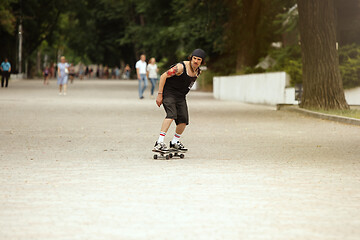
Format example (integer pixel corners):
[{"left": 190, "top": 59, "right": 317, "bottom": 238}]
[{"left": 153, "top": 49, "right": 206, "bottom": 152}]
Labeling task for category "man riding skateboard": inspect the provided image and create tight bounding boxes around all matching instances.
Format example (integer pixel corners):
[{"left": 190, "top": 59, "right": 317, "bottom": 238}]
[{"left": 153, "top": 49, "right": 206, "bottom": 153}]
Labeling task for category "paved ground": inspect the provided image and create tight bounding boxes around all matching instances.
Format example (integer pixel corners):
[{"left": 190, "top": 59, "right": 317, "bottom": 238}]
[{"left": 0, "top": 79, "right": 359, "bottom": 240}]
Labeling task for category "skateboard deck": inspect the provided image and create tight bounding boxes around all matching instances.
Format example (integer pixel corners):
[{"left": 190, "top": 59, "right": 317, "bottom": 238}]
[{"left": 152, "top": 149, "right": 187, "bottom": 160}]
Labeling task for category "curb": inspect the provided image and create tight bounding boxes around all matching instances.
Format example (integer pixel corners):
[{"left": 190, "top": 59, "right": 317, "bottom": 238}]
[{"left": 277, "top": 104, "right": 360, "bottom": 127}]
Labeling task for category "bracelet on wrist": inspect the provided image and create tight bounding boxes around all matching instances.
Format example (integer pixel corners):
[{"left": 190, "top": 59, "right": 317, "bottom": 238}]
[{"left": 158, "top": 92, "right": 163, "bottom": 94}]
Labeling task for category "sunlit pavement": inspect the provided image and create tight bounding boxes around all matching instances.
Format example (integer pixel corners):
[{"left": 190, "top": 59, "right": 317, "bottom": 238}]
[{"left": 1, "top": 79, "right": 360, "bottom": 240}]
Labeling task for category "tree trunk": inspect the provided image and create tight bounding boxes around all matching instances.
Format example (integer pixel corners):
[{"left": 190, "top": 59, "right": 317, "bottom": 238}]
[
  {"left": 297, "top": 0, "right": 349, "bottom": 110},
  {"left": 237, "top": 0, "right": 262, "bottom": 71},
  {"left": 36, "top": 50, "right": 41, "bottom": 75},
  {"left": 225, "top": 0, "right": 262, "bottom": 72}
]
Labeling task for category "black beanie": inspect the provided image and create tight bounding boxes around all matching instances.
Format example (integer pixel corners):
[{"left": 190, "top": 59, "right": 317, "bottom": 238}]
[{"left": 191, "top": 49, "right": 206, "bottom": 60}]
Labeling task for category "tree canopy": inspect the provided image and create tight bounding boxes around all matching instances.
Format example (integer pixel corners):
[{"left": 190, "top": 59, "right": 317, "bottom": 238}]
[
  {"left": 0, "top": 0, "right": 295, "bottom": 73},
  {"left": 0, "top": 0, "right": 359, "bottom": 102}
]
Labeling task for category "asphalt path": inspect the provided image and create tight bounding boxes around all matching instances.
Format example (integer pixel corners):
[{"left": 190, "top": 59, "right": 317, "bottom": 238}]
[{"left": 0, "top": 79, "right": 359, "bottom": 239}]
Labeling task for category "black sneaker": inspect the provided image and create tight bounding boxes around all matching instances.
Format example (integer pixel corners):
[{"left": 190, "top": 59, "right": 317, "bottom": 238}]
[
  {"left": 153, "top": 141, "right": 169, "bottom": 152},
  {"left": 169, "top": 141, "right": 188, "bottom": 151}
]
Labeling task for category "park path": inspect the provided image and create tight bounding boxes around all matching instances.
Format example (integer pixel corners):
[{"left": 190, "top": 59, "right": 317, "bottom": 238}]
[{"left": 0, "top": 79, "right": 360, "bottom": 240}]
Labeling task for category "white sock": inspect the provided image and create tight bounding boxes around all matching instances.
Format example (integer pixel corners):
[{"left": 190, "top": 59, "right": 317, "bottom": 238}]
[
  {"left": 171, "top": 133, "right": 181, "bottom": 144},
  {"left": 157, "top": 131, "right": 166, "bottom": 143}
]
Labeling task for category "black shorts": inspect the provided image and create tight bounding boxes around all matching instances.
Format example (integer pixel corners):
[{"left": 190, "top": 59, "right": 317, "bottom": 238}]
[{"left": 163, "top": 97, "right": 189, "bottom": 125}]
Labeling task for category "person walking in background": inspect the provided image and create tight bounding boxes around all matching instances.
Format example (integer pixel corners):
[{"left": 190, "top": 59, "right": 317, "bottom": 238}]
[
  {"left": 69, "top": 63, "right": 76, "bottom": 83},
  {"left": 96, "top": 67, "right": 100, "bottom": 79},
  {"left": 85, "top": 66, "right": 89, "bottom": 78},
  {"left": 136, "top": 54, "right": 148, "bottom": 99},
  {"left": 57, "top": 56, "right": 69, "bottom": 95},
  {"left": 115, "top": 66, "right": 120, "bottom": 79},
  {"left": 104, "top": 66, "right": 109, "bottom": 79},
  {"left": 43, "top": 66, "right": 50, "bottom": 85},
  {"left": 112, "top": 67, "right": 117, "bottom": 79},
  {"left": 147, "top": 57, "right": 159, "bottom": 98},
  {"left": 124, "top": 64, "right": 131, "bottom": 79},
  {"left": 89, "top": 67, "right": 93, "bottom": 79},
  {"left": 50, "top": 63, "right": 55, "bottom": 78},
  {"left": 79, "top": 64, "right": 84, "bottom": 80},
  {"left": 1, "top": 58, "right": 11, "bottom": 88}
]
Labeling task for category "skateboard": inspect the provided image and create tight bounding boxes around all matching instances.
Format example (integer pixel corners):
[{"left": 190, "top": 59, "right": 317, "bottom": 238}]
[
  {"left": 152, "top": 149, "right": 186, "bottom": 160},
  {"left": 152, "top": 149, "right": 171, "bottom": 160},
  {"left": 168, "top": 149, "right": 186, "bottom": 159}
]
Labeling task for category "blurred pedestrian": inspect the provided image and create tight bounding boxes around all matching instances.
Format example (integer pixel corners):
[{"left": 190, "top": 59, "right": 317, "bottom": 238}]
[
  {"left": 147, "top": 57, "right": 159, "bottom": 98},
  {"left": 96, "top": 67, "right": 100, "bottom": 78},
  {"left": 85, "top": 66, "right": 89, "bottom": 78},
  {"left": 111, "top": 67, "right": 117, "bottom": 79},
  {"left": 99, "top": 66, "right": 103, "bottom": 79},
  {"left": 57, "top": 56, "right": 69, "bottom": 95},
  {"left": 43, "top": 66, "right": 50, "bottom": 85},
  {"left": 69, "top": 63, "right": 75, "bottom": 83},
  {"left": 136, "top": 54, "right": 148, "bottom": 99},
  {"left": 104, "top": 66, "right": 109, "bottom": 79},
  {"left": 50, "top": 63, "right": 55, "bottom": 78},
  {"left": 79, "top": 64, "right": 84, "bottom": 80},
  {"left": 124, "top": 64, "right": 131, "bottom": 79},
  {"left": 89, "top": 67, "right": 93, "bottom": 78},
  {"left": 1, "top": 58, "right": 11, "bottom": 88},
  {"left": 115, "top": 66, "right": 120, "bottom": 79}
]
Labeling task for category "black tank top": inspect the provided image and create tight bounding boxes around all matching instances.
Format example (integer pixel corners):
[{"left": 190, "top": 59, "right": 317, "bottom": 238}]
[{"left": 163, "top": 62, "right": 200, "bottom": 98}]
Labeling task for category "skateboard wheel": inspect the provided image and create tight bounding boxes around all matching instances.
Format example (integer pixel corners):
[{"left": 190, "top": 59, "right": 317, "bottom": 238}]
[
  {"left": 180, "top": 154, "right": 184, "bottom": 159},
  {"left": 166, "top": 155, "right": 170, "bottom": 160},
  {"left": 153, "top": 154, "right": 158, "bottom": 160},
  {"left": 169, "top": 153, "right": 173, "bottom": 158}
]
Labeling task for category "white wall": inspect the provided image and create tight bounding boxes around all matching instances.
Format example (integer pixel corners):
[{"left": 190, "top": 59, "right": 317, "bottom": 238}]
[
  {"left": 345, "top": 87, "right": 360, "bottom": 105},
  {"left": 213, "top": 71, "right": 360, "bottom": 106},
  {"left": 10, "top": 74, "right": 25, "bottom": 79},
  {"left": 213, "top": 72, "right": 297, "bottom": 105}
]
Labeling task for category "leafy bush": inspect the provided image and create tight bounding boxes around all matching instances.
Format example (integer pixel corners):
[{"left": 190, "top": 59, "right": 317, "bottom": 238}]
[
  {"left": 338, "top": 44, "right": 360, "bottom": 89},
  {"left": 266, "top": 44, "right": 360, "bottom": 89},
  {"left": 203, "top": 44, "right": 360, "bottom": 90},
  {"left": 196, "top": 70, "right": 216, "bottom": 92},
  {"left": 267, "top": 45, "right": 302, "bottom": 86},
  {"left": 282, "top": 59, "right": 302, "bottom": 85},
  {"left": 243, "top": 67, "right": 266, "bottom": 74}
]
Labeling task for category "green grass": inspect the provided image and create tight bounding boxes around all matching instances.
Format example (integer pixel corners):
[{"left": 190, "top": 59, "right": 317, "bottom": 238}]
[{"left": 310, "top": 108, "right": 360, "bottom": 119}]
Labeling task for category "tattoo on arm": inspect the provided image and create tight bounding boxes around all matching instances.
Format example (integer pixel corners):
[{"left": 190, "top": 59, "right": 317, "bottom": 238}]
[{"left": 166, "top": 65, "right": 178, "bottom": 77}]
